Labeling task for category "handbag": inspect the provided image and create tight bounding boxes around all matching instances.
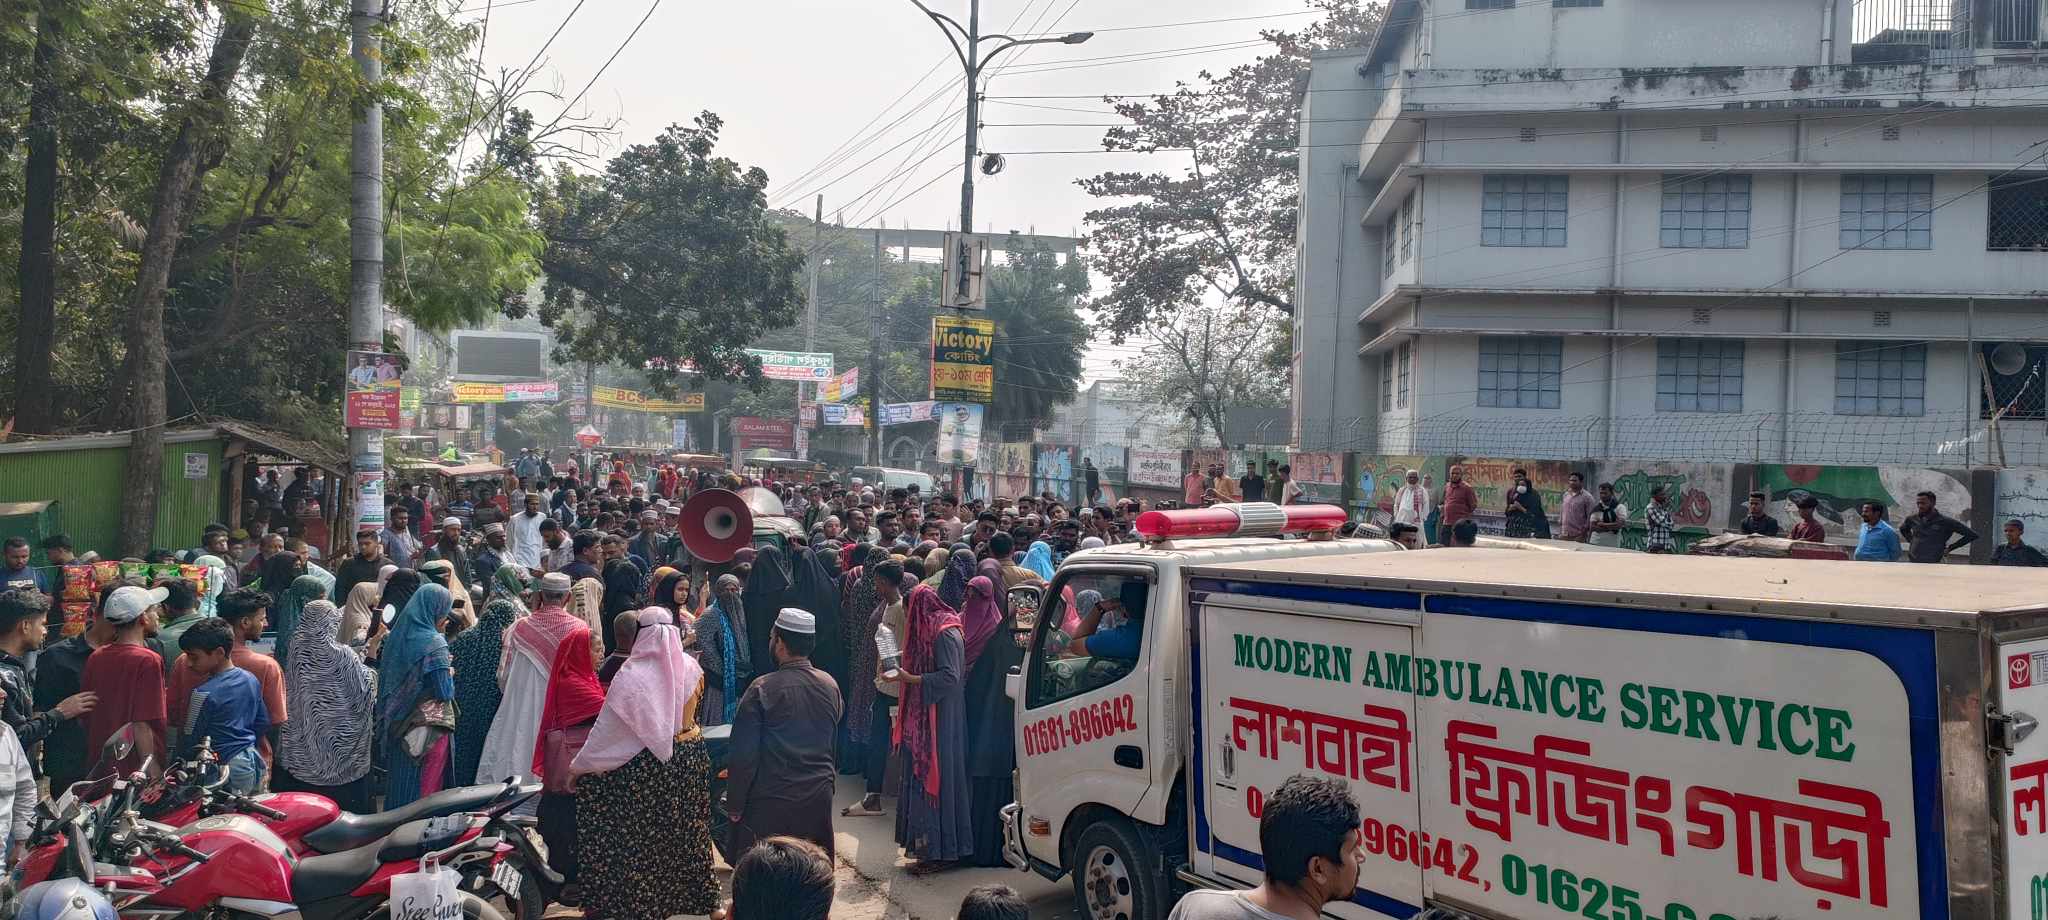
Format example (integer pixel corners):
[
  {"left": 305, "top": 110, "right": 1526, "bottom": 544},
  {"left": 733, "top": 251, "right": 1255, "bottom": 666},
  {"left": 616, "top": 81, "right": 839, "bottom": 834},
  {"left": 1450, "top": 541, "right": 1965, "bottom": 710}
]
[
  {"left": 400, "top": 698, "right": 457, "bottom": 760},
  {"left": 541, "top": 724, "right": 592, "bottom": 795}
]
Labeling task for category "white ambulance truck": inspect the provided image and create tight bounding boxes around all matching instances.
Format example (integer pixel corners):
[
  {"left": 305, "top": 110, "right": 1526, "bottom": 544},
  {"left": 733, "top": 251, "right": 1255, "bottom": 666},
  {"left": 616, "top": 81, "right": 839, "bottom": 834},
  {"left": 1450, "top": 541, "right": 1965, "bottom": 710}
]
[{"left": 1002, "top": 503, "right": 2048, "bottom": 920}]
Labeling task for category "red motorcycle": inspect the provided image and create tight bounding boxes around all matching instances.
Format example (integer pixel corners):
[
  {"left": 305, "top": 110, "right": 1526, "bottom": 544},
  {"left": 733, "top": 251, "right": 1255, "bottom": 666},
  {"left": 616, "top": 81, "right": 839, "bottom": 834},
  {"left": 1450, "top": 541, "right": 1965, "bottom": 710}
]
[{"left": 22, "top": 764, "right": 527, "bottom": 920}]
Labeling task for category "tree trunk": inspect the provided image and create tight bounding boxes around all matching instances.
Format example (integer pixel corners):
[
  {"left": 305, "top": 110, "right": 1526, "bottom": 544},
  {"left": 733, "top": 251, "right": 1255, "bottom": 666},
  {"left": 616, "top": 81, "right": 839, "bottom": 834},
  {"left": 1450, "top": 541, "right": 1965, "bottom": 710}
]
[
  {"left": 13, "top": 2, "right": 62, "bottom": 435},
  {"left": 115, "top": 14, "right": 257, "bottom": 557}
]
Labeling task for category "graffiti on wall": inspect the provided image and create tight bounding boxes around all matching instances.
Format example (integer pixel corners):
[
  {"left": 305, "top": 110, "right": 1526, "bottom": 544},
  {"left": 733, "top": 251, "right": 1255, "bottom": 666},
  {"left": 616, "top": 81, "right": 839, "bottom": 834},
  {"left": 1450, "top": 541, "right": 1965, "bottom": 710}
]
[
  {"left": 1353, "top": 455, "right": 1441, "bottom": 528},
  {"left": 988, "top": 442, "right": 1032, "bottom": 502},
  {"left": 1454, "top": 458, "right": 1583, "bottom": 536},
  {"left": 1592, "top": 460, "right": 1730, "bottom": 553},
  {"left": 1288, "top": 452, "right": 1345, "bottom": 504},
  {"left": 1033, "top": 445, "right": 1075, "bottom": 504},
  {"left": 1756, "top": 464, "right": 1971, "bottom": 552},
  {"left": 1080, "top": 445, "right": 1125, "bottom": 503}
]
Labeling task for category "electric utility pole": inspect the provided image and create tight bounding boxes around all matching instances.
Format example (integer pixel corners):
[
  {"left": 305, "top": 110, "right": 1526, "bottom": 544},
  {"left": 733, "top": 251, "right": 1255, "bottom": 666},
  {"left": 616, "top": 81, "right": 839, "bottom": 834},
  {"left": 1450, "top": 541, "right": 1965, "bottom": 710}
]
[
  {"left": 802, "top": 195, "right": 822, "bottom": 459},
  {"left": 347, "top": 0, "right": 384, "bottom": 537},
  {"left": 869, "top": 227, "right": 883, "bottom": 465},
  {"left": 910, "top": 0, "right": 1092, "bottom": 305}
]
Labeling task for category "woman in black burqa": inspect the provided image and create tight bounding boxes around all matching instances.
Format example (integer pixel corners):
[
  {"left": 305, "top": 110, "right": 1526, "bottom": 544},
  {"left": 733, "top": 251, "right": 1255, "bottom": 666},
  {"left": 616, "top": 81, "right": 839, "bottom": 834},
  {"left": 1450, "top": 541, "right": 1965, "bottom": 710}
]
[{"left": 739, "top": 544, "right": 844, "bottom": 693}]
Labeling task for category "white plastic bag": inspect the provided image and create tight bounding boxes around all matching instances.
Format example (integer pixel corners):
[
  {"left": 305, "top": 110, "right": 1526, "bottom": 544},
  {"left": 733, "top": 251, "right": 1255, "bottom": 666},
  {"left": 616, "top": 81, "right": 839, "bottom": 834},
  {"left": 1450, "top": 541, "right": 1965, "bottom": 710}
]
[{"left": 389, "top": 861, "right": 463, "bottom": 920}]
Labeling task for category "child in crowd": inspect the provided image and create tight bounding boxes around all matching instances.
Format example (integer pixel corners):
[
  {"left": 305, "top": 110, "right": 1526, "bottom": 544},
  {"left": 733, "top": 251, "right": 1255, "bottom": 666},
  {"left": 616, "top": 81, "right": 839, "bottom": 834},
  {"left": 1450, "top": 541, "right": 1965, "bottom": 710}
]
[{"left": 178, "top": 618, "right": 272, "bottom": 794}]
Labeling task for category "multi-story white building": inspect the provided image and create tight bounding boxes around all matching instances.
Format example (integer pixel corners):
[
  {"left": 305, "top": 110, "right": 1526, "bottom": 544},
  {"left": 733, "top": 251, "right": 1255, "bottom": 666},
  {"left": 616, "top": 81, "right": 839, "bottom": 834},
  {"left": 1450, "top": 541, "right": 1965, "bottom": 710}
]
[{"left": 1294, "top": 0, "right": 2048, "bottom": 467}]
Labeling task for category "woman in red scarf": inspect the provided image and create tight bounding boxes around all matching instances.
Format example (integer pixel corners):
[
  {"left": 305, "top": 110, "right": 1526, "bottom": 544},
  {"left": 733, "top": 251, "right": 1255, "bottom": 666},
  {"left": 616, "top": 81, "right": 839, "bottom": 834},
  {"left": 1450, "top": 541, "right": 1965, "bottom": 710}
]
[
  {"left": 532, "top": 626, "right": 605, "bottom": 892},
  {"left": 885, "top": 583, "right": 972, "bottom": 870}
]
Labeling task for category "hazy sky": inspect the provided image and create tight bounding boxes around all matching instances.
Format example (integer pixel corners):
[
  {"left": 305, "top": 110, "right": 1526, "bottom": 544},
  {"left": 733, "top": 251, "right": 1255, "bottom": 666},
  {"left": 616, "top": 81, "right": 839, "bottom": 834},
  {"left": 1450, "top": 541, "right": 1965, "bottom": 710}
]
[{"left": 476, "top": 0, "right": 1321, "bottom": 377}]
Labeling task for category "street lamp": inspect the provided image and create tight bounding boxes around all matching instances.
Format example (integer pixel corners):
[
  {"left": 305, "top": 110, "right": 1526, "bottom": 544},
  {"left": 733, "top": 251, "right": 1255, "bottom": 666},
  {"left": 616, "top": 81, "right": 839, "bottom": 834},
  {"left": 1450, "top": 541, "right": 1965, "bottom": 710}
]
[{"left": 911, "top": 0, "right": 1092, "bottom": 305}]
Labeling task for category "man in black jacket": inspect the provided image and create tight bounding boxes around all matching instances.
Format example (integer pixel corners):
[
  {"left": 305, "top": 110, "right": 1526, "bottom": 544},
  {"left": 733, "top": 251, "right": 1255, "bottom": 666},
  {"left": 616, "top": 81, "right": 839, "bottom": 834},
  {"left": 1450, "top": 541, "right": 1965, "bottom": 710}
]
[{"left": 0, "top": 590, "right": 97, "bottom": 777}]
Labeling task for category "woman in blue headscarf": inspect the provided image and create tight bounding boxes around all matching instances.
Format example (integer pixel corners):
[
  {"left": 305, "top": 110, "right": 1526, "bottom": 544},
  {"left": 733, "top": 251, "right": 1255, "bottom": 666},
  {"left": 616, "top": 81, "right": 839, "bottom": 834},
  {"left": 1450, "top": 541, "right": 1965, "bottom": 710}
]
[
  {"left": 272, "top": 574, "right": 328, "bottom": 669},
  {"left": 1022, "top": 541, "right": 1056, "bottom": 582},
  {"left": 378, "top": 583, "right": 457, "bottom": 807}
]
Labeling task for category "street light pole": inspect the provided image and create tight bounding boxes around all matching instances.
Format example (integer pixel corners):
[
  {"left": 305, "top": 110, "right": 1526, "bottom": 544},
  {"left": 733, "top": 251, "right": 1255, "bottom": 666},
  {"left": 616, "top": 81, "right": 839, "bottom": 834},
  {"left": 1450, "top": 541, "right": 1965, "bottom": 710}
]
[{"left": 912, "top": 0, "right": 1091, "bottom": 304}]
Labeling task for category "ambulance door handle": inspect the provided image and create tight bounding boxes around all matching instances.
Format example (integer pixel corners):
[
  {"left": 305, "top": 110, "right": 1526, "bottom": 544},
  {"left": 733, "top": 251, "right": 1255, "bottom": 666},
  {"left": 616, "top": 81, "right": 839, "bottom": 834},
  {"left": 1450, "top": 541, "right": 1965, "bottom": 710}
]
[
  {"left": 1218, "top": 742, "right": 1234, "bottom": 779},
  {"left": 1114, "top": 745, "right": 1144, "bottom": 770}
]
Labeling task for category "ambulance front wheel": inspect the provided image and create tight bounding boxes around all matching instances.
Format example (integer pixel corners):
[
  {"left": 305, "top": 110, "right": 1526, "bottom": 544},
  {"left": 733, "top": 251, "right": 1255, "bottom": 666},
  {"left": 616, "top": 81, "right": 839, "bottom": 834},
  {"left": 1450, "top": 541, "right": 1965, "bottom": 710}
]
[{"left": 1071, "top": 818, "right": 1165, "bottom": 920}]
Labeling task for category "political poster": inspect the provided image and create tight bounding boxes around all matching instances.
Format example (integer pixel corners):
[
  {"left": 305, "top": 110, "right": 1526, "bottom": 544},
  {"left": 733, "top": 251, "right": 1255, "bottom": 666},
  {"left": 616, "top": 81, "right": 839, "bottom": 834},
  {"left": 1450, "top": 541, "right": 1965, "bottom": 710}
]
[
  {"left": 822, "top": 404, "right": 866, "bottom": 427},
  {"left": 823, "top": 367, "right": 859, "bottom": 403},
  {"left": 453, "top": 381, "right": 560, "bottom": 403},
  {"left": 344, "top": 350, "right": 403, "bottom": 428},
  {"left": 1127, "top": 449, "right": 1182, "bottom": 488},
  {"left": 933, "top": 403, "right": 984, "bottom": 464},
  {"left": 399, "top": 387, "right": 423, "bottom": 428},
  {"left": 931, "top": 316, "right": 995, "bottom": 403},
  {"left": 746, "top": 349, "right": 834, "bottom": 382},
  {"left": 568, "top": 381, "right": 588, "bottom": 423},
  {"left": 881, "top": 401, "right": 936, "bottom": 426}
]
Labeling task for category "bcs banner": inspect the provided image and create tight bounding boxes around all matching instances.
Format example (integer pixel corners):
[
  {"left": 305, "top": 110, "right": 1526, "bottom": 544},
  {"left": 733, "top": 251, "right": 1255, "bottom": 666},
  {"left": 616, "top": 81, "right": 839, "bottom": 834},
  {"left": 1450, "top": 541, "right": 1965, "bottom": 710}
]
[{"left": 931, "top": 315, "right": 994, "bottom": 403}]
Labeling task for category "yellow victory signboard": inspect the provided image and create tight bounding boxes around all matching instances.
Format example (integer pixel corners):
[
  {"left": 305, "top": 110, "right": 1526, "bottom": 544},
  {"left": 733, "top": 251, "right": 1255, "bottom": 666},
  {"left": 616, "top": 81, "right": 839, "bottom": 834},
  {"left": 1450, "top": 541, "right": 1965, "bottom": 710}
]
[{"left": 931, "top": 315, "right": 994, "bottom": 403}]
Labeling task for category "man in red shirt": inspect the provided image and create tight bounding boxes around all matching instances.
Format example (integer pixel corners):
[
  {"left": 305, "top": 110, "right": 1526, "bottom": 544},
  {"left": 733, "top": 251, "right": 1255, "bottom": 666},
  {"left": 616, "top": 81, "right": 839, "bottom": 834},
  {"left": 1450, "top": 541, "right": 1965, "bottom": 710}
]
[
  {"left": 168, "top": 588, "right": 285, "bottom": 760},
  {"left": 82, "top": 585, "right": 167, "bottom": 768},
  {"left": 1437, "top": 465, "right": 1479, "bottom": 547}
]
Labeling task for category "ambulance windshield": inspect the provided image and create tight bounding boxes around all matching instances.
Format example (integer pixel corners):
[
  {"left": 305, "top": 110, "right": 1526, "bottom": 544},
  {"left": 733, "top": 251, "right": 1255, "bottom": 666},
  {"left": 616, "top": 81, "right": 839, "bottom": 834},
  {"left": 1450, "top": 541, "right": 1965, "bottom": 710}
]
[{"left": 1028, "top": 572, "right": 1152, "bottom": 707}]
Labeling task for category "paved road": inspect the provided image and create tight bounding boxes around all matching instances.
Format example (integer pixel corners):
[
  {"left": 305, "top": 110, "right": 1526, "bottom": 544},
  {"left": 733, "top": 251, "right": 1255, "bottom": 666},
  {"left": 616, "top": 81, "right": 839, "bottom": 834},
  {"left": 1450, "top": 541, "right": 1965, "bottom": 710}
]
[{"left": 543, "top": 776, "right": 1076, "bottom": 919}]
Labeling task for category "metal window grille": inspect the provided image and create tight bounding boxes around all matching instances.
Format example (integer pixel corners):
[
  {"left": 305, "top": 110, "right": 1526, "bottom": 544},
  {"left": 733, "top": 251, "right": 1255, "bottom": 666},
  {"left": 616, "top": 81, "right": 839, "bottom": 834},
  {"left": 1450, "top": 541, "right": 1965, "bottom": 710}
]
[
  {"left": 1382, "top": 214, "right": 1397, "bottom": 277},
  {"left": 1380, "top": 354, "right": 1394, "bottom": 412},
  {"left": 1477, "top": 336, "right": 1563, "bottom": 409},
  {"left": 1981, "top": 342, "right": 2048, "bottom": 420},
  {"left": 1656, "top": 339, "right": 1745, "bottom": 413},
  {"left": 1399, "top": 195, "right": 1415, "bottom": 263},
  {"left": 1481, "top": 175, "right": 1569, "bottom": 248},
  {"left": 1987, "top": 174, "right": 2048, "bottom": 251},
  {"left": 1519, "top": 127, "right": 1539, "bottom": 142},
  {"left": 1699, "top": 126, "right": 1719, "bottom": 142},
  {"left": 1397, "top": 342, "right": 1412, "bottom": 409},
  {"left": 1834, "top": 340, "right": 1926, "bottom": 416},
  {"left": 1660, "top": 174, "right": 1751, "bottom": 249},
  {"left": 1554, "top": 0, "right": 1603, "bottom": 6},
  {"left": 1691, "top": 308, "right": 1712, "bottom": 325},
  {"left": 1839, "top": 174, "right": 1933, "bottom": 250},
  {"left": 1873, "top": 310, "right": 1892, "bottom": 327},
  {"left": 1467, "top": 0, "right": 1514, "bottom": 8}
]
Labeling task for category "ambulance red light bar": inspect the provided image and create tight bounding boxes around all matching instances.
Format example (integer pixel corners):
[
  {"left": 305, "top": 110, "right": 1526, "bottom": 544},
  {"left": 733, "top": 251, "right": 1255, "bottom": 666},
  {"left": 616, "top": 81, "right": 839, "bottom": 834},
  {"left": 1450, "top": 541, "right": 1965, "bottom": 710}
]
[{"left": 1133, "top": 502, "right": 1348, "bottom": 543}]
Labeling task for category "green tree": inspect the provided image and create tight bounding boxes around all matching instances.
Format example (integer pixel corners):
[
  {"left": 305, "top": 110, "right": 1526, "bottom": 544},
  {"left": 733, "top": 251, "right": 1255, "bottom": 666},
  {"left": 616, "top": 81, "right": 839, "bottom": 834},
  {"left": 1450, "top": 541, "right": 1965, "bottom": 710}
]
[
  {"left": 1078, "top": 0, "right": 1382, "bottom": 340},
  {"left": 1115, "top": 301, "right": 1288, "bottom": 447},
  {"left": 534, "top": 114, "right": 805, "bottom": 396}
]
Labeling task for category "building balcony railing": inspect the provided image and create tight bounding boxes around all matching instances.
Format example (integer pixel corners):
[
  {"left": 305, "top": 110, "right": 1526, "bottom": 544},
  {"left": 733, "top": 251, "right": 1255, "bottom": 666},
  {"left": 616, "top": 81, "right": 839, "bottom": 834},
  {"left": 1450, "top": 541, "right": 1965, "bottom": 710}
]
[{"left": 1853, "top": 0, "right": 2048, "bottom": 63}]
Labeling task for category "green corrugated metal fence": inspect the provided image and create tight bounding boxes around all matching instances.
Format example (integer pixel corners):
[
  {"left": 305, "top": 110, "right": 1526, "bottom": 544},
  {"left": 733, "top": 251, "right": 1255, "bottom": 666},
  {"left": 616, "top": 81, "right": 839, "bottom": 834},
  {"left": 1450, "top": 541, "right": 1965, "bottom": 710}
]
[{"left": 0, "top": 438, "right": 224, "bottom": 558}]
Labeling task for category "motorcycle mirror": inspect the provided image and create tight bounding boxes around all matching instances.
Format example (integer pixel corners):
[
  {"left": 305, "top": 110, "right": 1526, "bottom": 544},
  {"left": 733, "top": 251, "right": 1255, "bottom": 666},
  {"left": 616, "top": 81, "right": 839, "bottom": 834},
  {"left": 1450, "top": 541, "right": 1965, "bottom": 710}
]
[
  {"left": 98, "top": 726, "right": 136, "bottom": 771},
  {"left": 382, "top": 603, "right": 398, "bottom": 625}
]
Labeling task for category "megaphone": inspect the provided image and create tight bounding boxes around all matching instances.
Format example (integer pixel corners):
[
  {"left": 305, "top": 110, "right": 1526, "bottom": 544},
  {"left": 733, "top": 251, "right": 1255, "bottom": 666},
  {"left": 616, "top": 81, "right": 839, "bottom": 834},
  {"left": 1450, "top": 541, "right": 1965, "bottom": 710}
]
[{"left": 680, "top": 488, "right": 754, "bottom": 564}]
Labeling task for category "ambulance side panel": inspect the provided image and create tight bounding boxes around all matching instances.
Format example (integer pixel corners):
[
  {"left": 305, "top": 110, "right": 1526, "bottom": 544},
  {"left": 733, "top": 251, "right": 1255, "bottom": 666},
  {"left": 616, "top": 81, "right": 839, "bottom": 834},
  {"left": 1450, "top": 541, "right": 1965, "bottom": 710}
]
[{"left": 1187, "top": 577, "right": 1949, "bottom": 920}]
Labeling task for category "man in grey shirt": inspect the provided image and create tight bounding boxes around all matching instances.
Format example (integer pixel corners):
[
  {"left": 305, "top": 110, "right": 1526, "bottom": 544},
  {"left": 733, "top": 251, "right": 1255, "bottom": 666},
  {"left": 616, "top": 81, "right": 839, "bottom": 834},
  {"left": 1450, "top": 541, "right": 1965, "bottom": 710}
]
[
  {"left": 1165, "top": 776, "right": 1363, "bottom": 920},
  {"left": 1898, "top": 490, "right": 1978, "bottom": 563}
]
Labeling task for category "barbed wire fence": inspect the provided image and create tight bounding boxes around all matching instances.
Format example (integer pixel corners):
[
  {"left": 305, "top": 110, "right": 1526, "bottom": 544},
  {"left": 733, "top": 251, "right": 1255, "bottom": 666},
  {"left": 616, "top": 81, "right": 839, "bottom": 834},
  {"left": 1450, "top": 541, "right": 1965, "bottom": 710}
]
[{"left": 1285, "top": 410, "right": 2044, "bottom": 469}]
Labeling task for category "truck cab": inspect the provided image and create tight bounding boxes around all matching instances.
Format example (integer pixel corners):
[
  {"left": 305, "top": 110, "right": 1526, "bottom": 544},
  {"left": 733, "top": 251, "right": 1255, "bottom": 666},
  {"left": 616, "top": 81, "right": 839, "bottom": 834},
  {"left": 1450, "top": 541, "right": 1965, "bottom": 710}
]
[{"left": 1005, "top": 503, "right": 1388, "bottom": 920}]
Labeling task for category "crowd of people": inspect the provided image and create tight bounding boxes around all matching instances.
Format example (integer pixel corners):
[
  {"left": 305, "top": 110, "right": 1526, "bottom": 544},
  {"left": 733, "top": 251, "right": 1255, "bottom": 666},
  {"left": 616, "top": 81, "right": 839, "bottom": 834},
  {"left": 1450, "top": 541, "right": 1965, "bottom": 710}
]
[{"left": 0, "top": 448, "right": 1189, "bottom": 917}]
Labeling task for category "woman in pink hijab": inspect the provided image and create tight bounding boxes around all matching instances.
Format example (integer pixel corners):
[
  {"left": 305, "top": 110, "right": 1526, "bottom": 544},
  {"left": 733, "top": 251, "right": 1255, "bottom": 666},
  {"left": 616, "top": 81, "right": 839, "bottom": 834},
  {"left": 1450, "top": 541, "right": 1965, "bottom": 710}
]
[{"left": 570, "top": 607, "right": 718, "bottom": 919}]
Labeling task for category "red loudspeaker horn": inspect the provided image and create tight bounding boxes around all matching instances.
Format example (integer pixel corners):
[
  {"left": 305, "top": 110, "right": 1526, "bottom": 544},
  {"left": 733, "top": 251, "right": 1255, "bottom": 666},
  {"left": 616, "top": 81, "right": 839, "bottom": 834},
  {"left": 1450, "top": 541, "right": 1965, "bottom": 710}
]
[{"left": 680, "top": 488, "right": 754, "bottom": 564}]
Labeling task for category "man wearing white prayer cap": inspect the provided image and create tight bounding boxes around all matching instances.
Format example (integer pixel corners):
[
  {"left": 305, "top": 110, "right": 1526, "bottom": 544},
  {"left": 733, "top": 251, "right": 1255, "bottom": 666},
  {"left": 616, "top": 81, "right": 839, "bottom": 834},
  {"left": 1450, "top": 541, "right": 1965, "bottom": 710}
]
[{"left": 725, "top": 606, "right": 843, "bottom": 858}]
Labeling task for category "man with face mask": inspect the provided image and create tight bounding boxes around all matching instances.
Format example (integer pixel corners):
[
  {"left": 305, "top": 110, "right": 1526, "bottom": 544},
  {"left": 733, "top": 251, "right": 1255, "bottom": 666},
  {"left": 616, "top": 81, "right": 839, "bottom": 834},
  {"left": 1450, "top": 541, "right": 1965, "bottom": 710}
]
[{"left": 1165, "top": 776, "right": 1361, "bottom": 920}]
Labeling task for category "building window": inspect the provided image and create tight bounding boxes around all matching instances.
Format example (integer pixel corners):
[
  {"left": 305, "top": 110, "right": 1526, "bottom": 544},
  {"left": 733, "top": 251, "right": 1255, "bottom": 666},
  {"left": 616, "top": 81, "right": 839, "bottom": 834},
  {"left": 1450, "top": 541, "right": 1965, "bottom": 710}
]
[
  {"left": 1554, "top": 0, "right": 1602, "bottom": 6},
  {"left": 1477, "top": 336, "right": 1562, "bottom": 409},
  {"left": 1397, "top": 341, "right": 1412, "bottom": 408},
  {"left": 1834, "top": 341, "right": 1926, "bottom": 416},
  {"left": 1655, "top": 339, "right": 1744, "bottom": 413},
  {"left": 1981, "top": 343, "right": 2048, "bottom": 420},
  {"left": 1399, "top": 194, "right": 1414, "bottom": 263},
  {"left": 1839, "top": 174, "right": 1933, "bottom": 250},
  {"left": 1481, "top": 175, "right": 1569, "bottom": 247},
  {"left": 1660, "top": 175, "right": 1751, "bottom": 249},
  {"left": 1380, "top": 353, "right": 1394, "bottom": 413},
  {"left": 1987, "top": 175, "right": 2048, "bottom": 251},
  {"left": 1467, "top": 0, "right": 1514, "bottom": 8},
  {"left": 1383, "top": 214, "right": 1397, "bottom": 277}
]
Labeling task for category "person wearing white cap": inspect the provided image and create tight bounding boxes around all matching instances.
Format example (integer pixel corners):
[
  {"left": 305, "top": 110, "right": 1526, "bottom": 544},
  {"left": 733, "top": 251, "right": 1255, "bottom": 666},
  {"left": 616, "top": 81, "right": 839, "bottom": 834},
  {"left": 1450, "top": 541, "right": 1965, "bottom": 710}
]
[
  {"left": 82, "top": 585, "right": 170, "bottom": 768},
  {"left": 477, "top": 571, "right": 594, "bottom": 786},
  {"left": 420, "top": 517, "right": 470, "bottom": 595},
  {"left": 725, "top": 607, "right": 843, "bottom": 859}
]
